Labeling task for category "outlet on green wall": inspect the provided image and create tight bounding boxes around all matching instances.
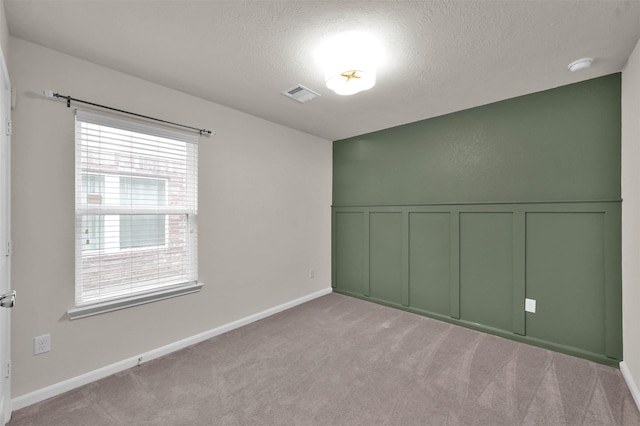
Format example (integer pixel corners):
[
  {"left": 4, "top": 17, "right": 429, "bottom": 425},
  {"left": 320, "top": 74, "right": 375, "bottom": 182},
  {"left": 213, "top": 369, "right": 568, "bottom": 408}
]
[{"left": 332, "top": 74, "right": 622, "bottom": 365}]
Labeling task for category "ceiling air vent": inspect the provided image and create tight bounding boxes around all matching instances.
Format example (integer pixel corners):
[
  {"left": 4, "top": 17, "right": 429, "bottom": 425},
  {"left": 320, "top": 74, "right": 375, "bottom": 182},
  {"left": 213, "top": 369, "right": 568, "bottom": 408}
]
[{"left": 282, "top": 85, "right": 320, "bottom": 103}]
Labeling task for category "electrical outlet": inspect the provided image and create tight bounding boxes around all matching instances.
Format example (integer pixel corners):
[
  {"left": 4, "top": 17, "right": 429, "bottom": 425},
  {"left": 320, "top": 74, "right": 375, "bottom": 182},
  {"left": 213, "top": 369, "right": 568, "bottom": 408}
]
[
  {"left": 525, "top": 298, "right": 537, "bottom": 313},
  {"left": 34, "top": 334, "right": 51, "bottom": 355},
  {"left": 308, "top": 268, "right": 315, "bottom": 279}
]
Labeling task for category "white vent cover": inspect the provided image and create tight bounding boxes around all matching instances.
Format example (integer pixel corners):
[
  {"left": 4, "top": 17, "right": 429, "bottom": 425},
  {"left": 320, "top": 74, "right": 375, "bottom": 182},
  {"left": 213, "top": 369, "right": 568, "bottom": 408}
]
[{"left": 282, "top": 85, "right": 320, "bottom": 103}]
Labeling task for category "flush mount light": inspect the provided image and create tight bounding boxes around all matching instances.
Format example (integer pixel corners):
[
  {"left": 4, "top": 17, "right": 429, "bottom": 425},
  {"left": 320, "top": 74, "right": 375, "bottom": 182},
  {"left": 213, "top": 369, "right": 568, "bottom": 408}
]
[
  {"left": 316, "top": 31, "right": 382, "bottom": 96},
  {"left": 568, "top": 57, "right": 593, "bottom": 72}
]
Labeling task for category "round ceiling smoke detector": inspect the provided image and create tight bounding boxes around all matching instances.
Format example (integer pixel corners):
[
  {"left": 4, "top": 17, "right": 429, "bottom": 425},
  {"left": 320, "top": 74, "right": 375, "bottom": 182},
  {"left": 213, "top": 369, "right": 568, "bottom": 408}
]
[{"left": 568, "top": 57, "right": 593, "bottom": 72}]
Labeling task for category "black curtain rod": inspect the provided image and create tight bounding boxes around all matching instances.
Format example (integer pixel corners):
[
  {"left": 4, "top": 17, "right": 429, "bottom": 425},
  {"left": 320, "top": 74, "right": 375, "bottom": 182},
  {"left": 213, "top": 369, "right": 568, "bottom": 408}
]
[{"left": 43, "top": 90, "right": 214, "bottom": 136}]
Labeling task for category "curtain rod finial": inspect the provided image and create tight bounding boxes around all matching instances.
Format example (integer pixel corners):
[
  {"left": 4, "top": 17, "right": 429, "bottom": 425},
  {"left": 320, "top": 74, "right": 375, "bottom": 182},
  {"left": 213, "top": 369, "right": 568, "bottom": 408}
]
[{"left": 43, "top": 89, "right": 54, "bottom": 98}]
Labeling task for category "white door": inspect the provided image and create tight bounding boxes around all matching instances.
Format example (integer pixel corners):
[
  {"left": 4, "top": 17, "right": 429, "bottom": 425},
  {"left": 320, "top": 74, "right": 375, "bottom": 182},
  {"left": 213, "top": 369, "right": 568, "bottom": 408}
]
[{"left": 0, "top": 43, "right": 12, "bottom": 424}]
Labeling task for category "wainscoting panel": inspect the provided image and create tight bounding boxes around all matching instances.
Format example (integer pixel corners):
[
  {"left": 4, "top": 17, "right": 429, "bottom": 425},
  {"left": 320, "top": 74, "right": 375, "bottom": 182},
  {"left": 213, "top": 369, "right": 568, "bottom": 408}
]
[
  {"left": 459, "top": 212, "right": 514, "bottom": 333},
  {"left": 408, "top": 212, "right": 451, "bottom": 315},
  {"left": 525, "top": 212, "right": 605, "bottom": 355},
  {"left": 370, "top": 212, "right": 403, "bottom": 304},
  {"left": 331, "top": 201, "right": 622, "bottom": 365},
  {"left": 334, "top": 212, "right": 366, "bottom": 295}
]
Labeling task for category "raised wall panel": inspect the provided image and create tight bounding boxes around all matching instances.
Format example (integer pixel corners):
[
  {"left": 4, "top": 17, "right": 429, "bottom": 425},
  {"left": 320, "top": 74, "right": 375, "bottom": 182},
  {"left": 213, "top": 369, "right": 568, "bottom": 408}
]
[
  {"left": 408, "top": 212, "right": 450, "bottom": 315},
  {"left": 332, "top": 202, "right": 621, "bottom": 365},
  {"left": 526, "top": 213, "right": 605, "bottom": 355},
  {"left": 459, "top": 213, "right": 513, "bottom": 332},
  {"left": 369, "top": 213, "right": 403, "bottom": 304},
  {"left": 335, "top": 212, "right": 365, "bottom": 295}
]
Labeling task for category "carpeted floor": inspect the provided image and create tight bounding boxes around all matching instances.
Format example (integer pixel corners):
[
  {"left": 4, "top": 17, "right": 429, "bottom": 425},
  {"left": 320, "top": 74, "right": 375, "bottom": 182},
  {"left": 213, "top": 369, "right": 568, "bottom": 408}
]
[{"left": 8, "top": 293, "right": 640, "bottom": 425}]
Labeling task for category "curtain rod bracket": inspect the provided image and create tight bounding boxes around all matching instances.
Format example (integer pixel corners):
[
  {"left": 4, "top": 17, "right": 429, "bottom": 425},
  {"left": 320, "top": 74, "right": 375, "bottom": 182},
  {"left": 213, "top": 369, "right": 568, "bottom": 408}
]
[{"left": 44, "top": 90, "right": 214, "bottom": 136}]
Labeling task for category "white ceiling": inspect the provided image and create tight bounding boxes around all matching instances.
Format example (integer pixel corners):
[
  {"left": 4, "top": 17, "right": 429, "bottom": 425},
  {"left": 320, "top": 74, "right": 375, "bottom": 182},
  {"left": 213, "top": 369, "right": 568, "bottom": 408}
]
[{"left": 4, "top": 1, "right": 640, "bottom": 141}]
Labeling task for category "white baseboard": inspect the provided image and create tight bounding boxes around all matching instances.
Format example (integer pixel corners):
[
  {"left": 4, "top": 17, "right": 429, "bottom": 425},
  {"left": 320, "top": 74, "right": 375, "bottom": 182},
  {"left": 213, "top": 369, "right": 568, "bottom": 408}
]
[
  {"left": 620, "top": 361, "right": 640, "bottom": 412},
  {"left": 11, "top": 287, "right": 332, "bottom": 411}
]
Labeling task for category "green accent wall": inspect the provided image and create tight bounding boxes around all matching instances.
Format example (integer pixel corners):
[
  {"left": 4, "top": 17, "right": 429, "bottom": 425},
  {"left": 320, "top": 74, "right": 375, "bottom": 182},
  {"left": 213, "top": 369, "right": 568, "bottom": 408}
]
[
  {"left": 334, "top": 74, "right": 621, "bottom": 206},
  {"left": 332, "top": 74, "right": 622, "bottom": 366}
]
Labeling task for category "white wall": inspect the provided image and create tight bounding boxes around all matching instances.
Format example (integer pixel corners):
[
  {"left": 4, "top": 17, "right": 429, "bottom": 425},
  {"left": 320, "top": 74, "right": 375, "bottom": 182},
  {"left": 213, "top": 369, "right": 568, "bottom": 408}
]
[
  {"left": 8, "top": 37, "right": 332, "bottom": 398},
  {"left": 622, "top": 36, "right": 640, "bottom": 404}
]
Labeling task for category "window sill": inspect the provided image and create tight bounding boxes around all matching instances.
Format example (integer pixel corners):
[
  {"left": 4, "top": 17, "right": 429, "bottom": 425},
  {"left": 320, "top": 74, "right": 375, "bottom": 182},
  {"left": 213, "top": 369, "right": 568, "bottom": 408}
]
[{"left": 67, "top": 282, "right": 203, "bottom": 320}]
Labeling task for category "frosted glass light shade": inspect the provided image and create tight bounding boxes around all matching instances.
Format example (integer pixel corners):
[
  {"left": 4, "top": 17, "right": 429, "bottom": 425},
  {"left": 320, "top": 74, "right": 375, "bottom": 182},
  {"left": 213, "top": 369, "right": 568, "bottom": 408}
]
[
  {"left": 325, "top": 69, "right": 376, "bottom": 96},
  {"left": 317, "top": 31, "right": 381, "bottom": 96}
]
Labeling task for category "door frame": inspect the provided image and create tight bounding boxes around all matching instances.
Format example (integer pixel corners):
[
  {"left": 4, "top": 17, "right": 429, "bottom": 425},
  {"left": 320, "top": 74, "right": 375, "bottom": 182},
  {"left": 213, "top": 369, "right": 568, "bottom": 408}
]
[{"left": 0, "top": 38, "right": 12, "bottom": 424}]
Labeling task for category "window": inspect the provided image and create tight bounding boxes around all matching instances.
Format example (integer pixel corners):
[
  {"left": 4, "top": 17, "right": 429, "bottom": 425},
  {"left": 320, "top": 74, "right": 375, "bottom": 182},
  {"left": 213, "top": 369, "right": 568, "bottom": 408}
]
[
  {"left": 80, "top": 175, "right": 168, "bottom": 251},
  {"left": 74, "top": 110, "right": 199, "bottom": 312},
  {"left": 119, "top": 176, "right": 167, "bottom": 249},
  {"left": 81, "top": 174, "right": 104, "bottom": 251}
]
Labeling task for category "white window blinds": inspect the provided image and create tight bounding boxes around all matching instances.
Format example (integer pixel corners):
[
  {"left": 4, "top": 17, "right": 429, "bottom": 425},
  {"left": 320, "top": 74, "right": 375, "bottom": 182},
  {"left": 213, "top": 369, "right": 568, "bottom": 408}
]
[{"left": 75, "top": 110, "right": 198, "bottom": 307}]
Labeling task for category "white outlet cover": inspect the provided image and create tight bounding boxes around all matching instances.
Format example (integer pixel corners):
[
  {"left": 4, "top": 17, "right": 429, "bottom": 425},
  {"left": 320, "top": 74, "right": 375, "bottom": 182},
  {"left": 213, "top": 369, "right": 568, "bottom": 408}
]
[
  {"left": 34, "top": 334, "right": 51, "bottom": 355},
  {"left": 525, "top": 298, "right": 537, "bottom": 313}
]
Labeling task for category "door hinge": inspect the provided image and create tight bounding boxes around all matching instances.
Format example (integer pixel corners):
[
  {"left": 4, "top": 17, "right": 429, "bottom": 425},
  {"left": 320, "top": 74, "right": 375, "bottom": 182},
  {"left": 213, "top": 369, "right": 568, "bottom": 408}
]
[
  {"left": 4, "top": 361, "right": 9, "bottom": 379},
  {"left": 5, "top": 240, "right": 10, "bottom": 257},
  {"left": 5, "top": 119, "right": 11, "bottom": 136}
]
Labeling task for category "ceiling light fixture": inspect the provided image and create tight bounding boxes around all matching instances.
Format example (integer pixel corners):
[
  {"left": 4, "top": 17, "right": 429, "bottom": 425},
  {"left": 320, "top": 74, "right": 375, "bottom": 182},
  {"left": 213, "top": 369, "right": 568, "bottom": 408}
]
[
  {"left": 317, "top": 31, "right": 382, "bottom": 96},
  {"left": 568, "top": 57, "right": 593, "bottom": 72}
]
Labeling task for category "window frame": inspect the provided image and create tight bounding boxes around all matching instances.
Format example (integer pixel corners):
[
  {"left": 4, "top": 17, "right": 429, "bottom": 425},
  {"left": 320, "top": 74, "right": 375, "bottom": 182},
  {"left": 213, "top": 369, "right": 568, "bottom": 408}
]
[{"left": 70, "top": 110, "right": 201, "bottom": 319}]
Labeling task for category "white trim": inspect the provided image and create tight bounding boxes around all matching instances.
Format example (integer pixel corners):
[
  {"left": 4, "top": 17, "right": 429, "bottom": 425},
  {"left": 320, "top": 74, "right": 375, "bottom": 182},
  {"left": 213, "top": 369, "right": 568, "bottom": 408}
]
[
  {"left": 620, "top": 361, "right": 640, "bottom": 412},
  {"left": 0, "top": 27, "right": 11, "bottom": 426},
  {"left": 0, "top": 41, "right": 10, "bottom": 92},
  {"left": 67, "top": 282, "right": 203, "bottom": 320},
  {"left": 11, "top": 287, "right": 332, "bottom": 411}
]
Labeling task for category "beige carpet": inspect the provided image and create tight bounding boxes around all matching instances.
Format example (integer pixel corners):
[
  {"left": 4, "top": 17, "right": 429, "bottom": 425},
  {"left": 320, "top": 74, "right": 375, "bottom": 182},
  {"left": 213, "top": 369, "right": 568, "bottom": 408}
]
[{"left": 8, "top": 293, "right": 640, "bottom": 425}]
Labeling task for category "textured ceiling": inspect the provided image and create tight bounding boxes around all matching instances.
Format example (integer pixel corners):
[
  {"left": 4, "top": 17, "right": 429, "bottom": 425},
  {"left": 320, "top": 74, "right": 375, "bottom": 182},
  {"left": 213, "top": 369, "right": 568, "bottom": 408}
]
[{"left": 4, "top": 1, "right": 640, "bottom": 141}]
